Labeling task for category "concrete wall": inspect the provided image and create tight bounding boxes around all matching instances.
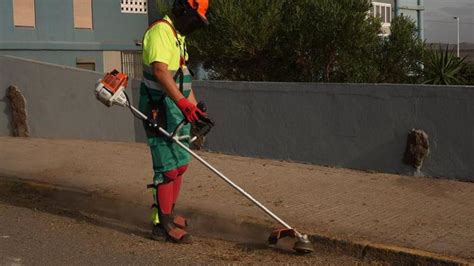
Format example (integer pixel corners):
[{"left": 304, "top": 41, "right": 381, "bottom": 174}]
[
  {"left": 192, "top": 81, "right": 474, "bottom": 182},
  {"left": 1, "top": 56, "right": 473, "bottom": 181},
  {"left": 0, "top": 56, "right": 135, "bottom": 142}
]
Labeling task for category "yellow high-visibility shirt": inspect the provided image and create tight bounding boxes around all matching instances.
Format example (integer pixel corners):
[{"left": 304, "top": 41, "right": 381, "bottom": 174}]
[{"left": 142, "top": 15, "right": 187, "bottom": 71}]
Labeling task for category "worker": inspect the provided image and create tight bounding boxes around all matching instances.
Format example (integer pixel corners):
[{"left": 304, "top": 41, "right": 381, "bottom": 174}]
[{"left": 139, "top": 0, "right": 209, "bottom": 243}]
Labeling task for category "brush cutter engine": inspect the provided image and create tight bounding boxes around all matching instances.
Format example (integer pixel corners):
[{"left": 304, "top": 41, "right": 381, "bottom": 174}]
[{"left": 95, "top": 70, "right": 129, "bottom": 107}]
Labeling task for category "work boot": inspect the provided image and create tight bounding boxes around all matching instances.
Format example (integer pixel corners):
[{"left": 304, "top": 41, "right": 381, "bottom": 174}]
[
  {"left": 151, "top": 224, "right": 167, "bottom": 241},
  {"left": 161, "top": 214, "right": 193, "bottom": 244}
]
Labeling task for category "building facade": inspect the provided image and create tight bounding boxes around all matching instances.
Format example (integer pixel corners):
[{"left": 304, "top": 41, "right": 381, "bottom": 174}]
[
  {"left": 371, "top": 0, "right": 424, "bottom": 39},
  {"left": 0, "top": 0, "right": 149, "bottom": 75}
]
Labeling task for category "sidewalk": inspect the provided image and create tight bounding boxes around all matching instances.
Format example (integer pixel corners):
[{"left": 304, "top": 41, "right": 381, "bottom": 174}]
[{"left": 0, "top": 137, "right": 472, "bottom": 262}]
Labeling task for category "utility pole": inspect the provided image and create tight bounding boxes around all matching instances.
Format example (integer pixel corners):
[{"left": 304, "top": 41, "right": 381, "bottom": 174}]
[
  {"left": 395, "top": 0, "right": 425, "bottom": 39},
  {"left": 454, "top": 17, "right": 460, "bottom": 57},
  {"left": 418, "top": 0, "right": 424, "bottom": 40}
]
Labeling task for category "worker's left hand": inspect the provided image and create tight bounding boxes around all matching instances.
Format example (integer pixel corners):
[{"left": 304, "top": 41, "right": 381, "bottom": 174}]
[{"left": 176, "top": 98, "right": 206, "bottom": 123}]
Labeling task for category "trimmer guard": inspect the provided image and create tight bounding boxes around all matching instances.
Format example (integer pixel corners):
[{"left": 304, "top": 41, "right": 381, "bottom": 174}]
[{"left": 268, "top": 228, "right": 297, "bottom": 245}]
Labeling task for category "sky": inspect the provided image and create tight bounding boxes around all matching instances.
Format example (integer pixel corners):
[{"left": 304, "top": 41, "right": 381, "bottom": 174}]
[{"left": 424, "top": 0, "right": 474, "bottom": 44}]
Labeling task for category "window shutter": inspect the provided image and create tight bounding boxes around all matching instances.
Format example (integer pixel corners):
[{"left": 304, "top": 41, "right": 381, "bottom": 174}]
[
  {"left": 13, "top": 0, "right": 36, "bottom": 27},
  {"left": 74, "top": 0, "right": 93, "bottom": 29}
]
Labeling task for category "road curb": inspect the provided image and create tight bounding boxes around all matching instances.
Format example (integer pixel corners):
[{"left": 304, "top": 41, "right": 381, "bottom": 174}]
[{"left": 310, "top": 234, "right": 470, "bottom": 265}]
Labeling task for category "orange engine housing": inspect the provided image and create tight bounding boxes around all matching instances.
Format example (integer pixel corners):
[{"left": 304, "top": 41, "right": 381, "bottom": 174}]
[{"left": 101, "top": 70, "right": 128, "bottom": 94}]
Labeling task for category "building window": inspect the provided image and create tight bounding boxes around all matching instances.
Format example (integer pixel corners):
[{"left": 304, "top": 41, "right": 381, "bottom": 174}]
[
  {"left": 74, "top": 0, "right": 93, "bottom": 29},
  {"left": 121, "top": 51, "right": 143, "bottom": 79},
  {"left": 376, "top": 6, "right": 381, "bottom": 19},
  {"left": 385, "top": 6, "right": 392, "bottom": 22},
  {"left": 372, "top": 2, "right": 392, "bottom": 24},
  {"left": 121, "top": 0, "right": 147, "bottom": 14},
  {"left": 76, "top": 58, "right": 96, "bottom": 71},
  {"left": 12, "top": 0, "right": 36, "bottom": 27}
]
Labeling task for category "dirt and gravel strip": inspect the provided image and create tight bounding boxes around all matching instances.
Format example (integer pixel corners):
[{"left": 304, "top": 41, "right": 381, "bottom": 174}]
[
  {"left": 0, "top": 137, "right": 473, "bottom": 264},
  {"left": 0, "top": 192, "right": 368, "bottom": 265}
]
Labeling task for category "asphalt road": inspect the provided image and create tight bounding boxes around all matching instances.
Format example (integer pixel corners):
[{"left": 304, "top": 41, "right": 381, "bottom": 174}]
[{"left": 0, "top": 184, "right": 372, "bottom": 265}]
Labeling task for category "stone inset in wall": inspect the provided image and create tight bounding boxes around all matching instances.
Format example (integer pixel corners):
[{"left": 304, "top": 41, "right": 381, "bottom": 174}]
[
  {"left": 6, "top": 85, "right": 30, "bottom": 137},
  {"left": 403, "top": 129, "right": 430, "bottom": 173}
]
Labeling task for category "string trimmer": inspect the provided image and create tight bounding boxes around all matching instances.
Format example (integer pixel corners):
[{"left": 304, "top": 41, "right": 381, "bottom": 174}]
[{"left": 94, "top": 70, "right": 314, "bottom": 254}]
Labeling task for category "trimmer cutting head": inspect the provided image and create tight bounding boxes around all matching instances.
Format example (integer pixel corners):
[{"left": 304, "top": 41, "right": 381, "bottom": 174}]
[
  {"left": 293, "top": 234, "right": 314, "bottom": 254},
  {"left": 268, "top": 228, "right": 314, "bottom": 254}
]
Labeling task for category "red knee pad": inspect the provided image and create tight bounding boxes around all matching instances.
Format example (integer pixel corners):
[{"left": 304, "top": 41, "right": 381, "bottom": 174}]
[
  {"left": 177, "top": 165, "right": 188, "bottom": 176},
  {"left": 163, "top": 169, "right": 179, "bottom": 181}
]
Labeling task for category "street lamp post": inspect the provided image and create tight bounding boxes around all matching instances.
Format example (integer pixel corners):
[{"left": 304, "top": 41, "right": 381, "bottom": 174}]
[{"left": 454, "top": 17, "right": 460, "bottom": 57}]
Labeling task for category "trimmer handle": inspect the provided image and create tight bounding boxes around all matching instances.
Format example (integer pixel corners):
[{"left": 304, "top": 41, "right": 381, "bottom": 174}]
[
  {"left": 170, "top": 101, "right": 214, "bottom": 140},
  {"left": 197, "top": 101, "right": 207, "bottom": 112},
  {"left": 195, "top": 114, "right": 214, "bottom": 137},
  {"left": 195, "top": 101, "right": 214, "bottom": 137},
  {"left": 171, "top": 120, "right": 188, "bottom": 139}
]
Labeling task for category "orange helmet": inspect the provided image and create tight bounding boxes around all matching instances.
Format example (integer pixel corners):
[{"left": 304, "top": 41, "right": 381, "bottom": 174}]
[{"left": 187, "top": 0, "right": 209, "bottom": 22}]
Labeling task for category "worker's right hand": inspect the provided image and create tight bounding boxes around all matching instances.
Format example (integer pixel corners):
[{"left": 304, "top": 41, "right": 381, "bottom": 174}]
[{"left": 176, "top": 98, "right": 206, "bottom": 123}]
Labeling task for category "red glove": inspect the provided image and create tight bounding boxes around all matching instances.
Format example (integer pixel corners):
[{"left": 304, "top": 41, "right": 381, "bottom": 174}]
[{"left": 176, "top": 98, "right": 205, "bottom": 123}]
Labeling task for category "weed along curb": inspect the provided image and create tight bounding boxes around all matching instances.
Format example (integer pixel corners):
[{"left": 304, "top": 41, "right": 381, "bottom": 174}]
[{"left": 0, "top": 176, "right": 470, "bottom": 265}]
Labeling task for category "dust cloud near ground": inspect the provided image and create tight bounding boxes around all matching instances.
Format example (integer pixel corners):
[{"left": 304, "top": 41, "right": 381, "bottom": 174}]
[{"left": 0, "top": 178, "right": 269, "bottom": 245}]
